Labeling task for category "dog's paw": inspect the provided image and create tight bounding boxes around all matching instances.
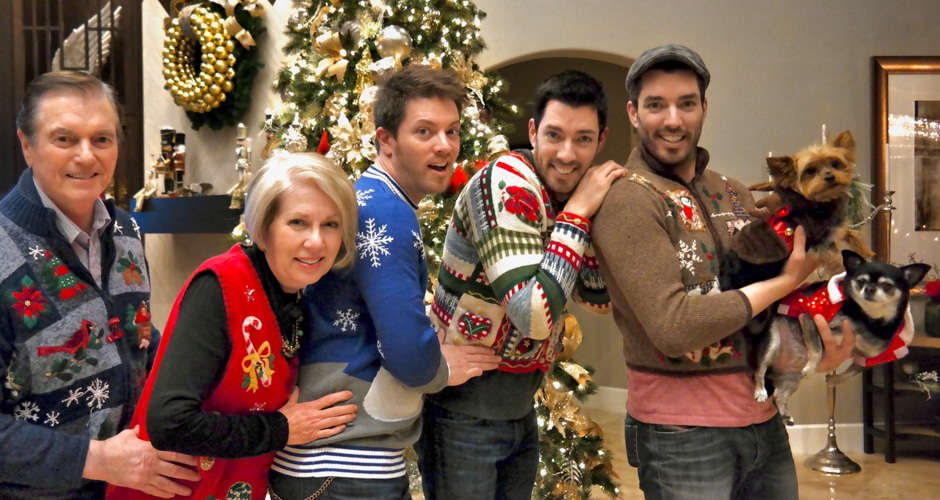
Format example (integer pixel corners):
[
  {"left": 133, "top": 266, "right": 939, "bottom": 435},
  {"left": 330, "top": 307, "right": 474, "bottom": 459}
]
[
  {"left": 783, "top": 414, "right": 795, "bottom": 426},
  {"left": 755, "top": 387, "right": 769, "bottom": 403}
]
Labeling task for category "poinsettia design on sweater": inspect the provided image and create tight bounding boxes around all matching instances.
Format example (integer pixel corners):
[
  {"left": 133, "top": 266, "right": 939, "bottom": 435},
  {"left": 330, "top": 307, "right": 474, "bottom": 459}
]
[
  {"left": 500, "top": 184, "right": 542, "bottom": 226},
  {"left": 8, "top": 277, "right": 48, "bottom": 330}
]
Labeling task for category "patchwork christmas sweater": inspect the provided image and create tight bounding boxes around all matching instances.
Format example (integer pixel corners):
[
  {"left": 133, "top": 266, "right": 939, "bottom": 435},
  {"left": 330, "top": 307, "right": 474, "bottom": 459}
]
[
  {"left": 271, "top": 166, "right": 448, "bottom": 480},
  {"left": 0, "top": 169, "right": 157, "bottom": 499},
  {"left": 593, "top": 146, "right": 757, "bottom": 375},
  {"left": 427, "top": 150, "right": 610, "bottom": 420}
]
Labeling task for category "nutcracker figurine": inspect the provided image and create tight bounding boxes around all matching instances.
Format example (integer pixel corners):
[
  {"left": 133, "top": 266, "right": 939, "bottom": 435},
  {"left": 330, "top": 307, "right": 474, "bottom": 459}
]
[
  {"left": 158, "top": 127, "right": 176, "bottom": 194},
  {"left": 227, "top": 123, "right": 252, "bottom": 209},
  {"left": 173, "top": 133, "right": 186, "bottom": 191}
]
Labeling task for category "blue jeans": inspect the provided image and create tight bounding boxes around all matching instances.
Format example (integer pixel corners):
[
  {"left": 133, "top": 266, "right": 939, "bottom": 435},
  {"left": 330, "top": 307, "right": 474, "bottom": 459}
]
[
  {"left": 625, "top": 413, "right": 799, "bottom": 500},
  {"left": 416, "top": 400, "right": 539, "bottom": 500},
  {"left": 267, "top": 471, "right": 411, "bottom": 500}
]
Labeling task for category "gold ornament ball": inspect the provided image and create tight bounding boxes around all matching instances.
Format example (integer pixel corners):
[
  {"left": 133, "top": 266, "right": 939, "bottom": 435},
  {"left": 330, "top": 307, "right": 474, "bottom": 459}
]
[
  {"left": 204, "top": 53, "right": 217, "bottom": 65},
  {"left": 214, "top": 46, "right": 227, "bottom": 59},
  {"left": 221, "top": 80, "right": 234, "bottom": 93},
  {"left": 209, "top": 84, "right": 221, "bottom": 96},
  {"left": 204, "top": 41, "right": 216, "bottom": 53},
  {"left": 375, "top": 25, "right": 413, "bottom": 60},
  {"left": 214, "top": 60, "right": 229, "bottom": 73},
  {"left": 225, "top": 40, "right": 235, "bottom": 52},
  {"left": 212, "top": 72, "right": 226, "bottom": 85}
]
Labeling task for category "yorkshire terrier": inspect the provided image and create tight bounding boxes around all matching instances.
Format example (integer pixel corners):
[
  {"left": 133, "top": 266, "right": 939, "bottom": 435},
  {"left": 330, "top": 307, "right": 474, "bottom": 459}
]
[
  {"left": 754, "top": 251, "right": 930, "bottom": 425},
  {"left": 720, "top": 130, "right": 874, "bottom": 292}
]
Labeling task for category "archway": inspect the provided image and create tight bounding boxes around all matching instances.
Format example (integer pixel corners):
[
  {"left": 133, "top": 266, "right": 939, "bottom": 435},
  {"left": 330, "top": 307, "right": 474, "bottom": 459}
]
[{"left": 493, "top": 55, "right": 636, "bottom": 166}]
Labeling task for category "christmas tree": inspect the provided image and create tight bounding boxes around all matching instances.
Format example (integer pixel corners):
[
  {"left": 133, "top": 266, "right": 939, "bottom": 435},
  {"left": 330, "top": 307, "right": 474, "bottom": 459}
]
[
  {"left": 534, "top": 314, "right": 620, "bottom": 499},
  {"left": 270, "top": 0, "right": 518, "bottom": 278}
]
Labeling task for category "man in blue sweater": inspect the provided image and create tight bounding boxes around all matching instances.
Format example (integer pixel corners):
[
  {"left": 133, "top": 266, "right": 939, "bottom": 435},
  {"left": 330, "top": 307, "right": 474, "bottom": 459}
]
[
  {"left": 269, "top": 66, "right": 501, "bottom": 499},
  {"left": 0, "top": 71, "right": 200, "bottom": 498}
]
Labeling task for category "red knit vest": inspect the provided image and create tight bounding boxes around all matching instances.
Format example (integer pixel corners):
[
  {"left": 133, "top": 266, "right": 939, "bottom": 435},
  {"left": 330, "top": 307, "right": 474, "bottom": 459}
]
[{"left": 108, "top": 245, "right": 298, "bottom": 499}]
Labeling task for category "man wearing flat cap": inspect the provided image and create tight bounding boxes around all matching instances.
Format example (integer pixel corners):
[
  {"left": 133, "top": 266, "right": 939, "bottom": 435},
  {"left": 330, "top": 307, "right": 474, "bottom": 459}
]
[{"left": 591, "top": 44, "right": 855, "bottom": 498}]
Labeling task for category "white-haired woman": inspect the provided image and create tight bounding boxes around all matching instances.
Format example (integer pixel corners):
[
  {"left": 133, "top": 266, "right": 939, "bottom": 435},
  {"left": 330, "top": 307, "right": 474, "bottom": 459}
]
[{"left": 108, "top": 153, "right": 359, "bottom": 500}]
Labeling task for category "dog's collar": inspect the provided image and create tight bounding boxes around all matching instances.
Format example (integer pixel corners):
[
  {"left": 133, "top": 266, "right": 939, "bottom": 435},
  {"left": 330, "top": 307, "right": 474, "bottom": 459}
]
[
  {"left": 855, "top": 308, "right": 914, "bottom": 367},
  {"left": 766, "top": 205, "right": 794, "bottom": 251}
]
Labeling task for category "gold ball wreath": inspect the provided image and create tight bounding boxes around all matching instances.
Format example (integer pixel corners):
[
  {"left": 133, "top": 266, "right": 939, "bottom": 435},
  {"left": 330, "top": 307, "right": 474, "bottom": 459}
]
[{"left": 162, "top": 6, "right": 237, "bottom": 113}]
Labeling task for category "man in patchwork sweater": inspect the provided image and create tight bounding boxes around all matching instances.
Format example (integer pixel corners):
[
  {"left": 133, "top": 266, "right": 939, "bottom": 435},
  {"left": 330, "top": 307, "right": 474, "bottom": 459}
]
[
  {"left": 417, "top": 70, "right": 625, "bottom": 499},
  {"left": 0, "top": 72, "right": 199, "bottom": 498},
  {"left": 591, "top": 44, "right": 857, "bottom": 498},
  {"left": 268, "top": 66, "right": 501, "bottom": 499}
]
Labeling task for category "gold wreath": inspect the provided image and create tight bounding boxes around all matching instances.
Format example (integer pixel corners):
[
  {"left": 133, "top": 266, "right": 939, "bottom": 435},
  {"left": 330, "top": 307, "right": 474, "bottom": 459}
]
[{"left": 162, "top": 4, "right": 237, "bottom": 113}]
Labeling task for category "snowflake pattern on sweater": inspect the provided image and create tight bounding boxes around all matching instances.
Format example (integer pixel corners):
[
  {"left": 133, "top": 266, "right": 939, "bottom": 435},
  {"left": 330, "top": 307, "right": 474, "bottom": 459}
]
[{"left": 274, "top": 166, "right": 448, "bottom": 481}]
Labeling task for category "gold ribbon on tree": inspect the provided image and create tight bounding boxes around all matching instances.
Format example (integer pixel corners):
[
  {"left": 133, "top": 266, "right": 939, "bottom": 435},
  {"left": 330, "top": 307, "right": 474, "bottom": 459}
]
[
  {"left": 314, "top": 31, "right": 350, "bottom": 81},
  {"left": 450, "top": 53, "right": 488, "bottom": 105}
]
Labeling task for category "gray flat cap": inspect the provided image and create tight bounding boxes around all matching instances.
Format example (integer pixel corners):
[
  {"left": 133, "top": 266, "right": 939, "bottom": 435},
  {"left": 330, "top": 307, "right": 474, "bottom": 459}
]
[{"left": 625, "top": 44, "right": 710, "bottom": 99}]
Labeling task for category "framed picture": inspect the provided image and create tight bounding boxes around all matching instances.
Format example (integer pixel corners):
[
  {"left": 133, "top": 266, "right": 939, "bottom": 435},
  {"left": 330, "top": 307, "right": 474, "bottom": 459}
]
[{"left": 872, "top": 56, "right": 940, "bottom": 266}]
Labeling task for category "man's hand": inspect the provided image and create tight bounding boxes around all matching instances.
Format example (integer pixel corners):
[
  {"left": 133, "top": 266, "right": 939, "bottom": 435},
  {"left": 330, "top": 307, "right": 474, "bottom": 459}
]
[
  {"left": 438, "top": 330, "right": 502, "bottom": 386},
  {"left": 279, "top": 388, "right": 358, "bottom": 445},
  {"left": 561, "top": 161, "right": 626, "bottom": 219},
  {"left": 83, "top": 426, "right": 200, "bottom": 498},
  {"left": 810, "top": 314, "right": 857, "bottom": 373},
  {"left": 779, "top": 226, "right": 819, "bottom": 287}
]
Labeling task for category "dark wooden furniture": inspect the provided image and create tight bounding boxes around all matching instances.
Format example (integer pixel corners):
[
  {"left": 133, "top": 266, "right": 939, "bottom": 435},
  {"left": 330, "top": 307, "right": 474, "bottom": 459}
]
[{"left": 862, "top": 335, "right": 940, "bottom": 463}]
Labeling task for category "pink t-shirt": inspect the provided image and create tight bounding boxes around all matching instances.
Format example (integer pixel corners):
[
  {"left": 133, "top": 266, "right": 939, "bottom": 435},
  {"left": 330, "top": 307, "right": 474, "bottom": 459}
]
[{"left": 626, "top": 368, "right": 777, "bottom": 427}]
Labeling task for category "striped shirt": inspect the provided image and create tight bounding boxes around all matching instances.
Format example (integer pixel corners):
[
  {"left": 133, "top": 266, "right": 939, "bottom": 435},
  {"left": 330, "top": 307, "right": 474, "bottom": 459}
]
[{"left": 271, "top": 445, "right": 406, "bottom": 479}]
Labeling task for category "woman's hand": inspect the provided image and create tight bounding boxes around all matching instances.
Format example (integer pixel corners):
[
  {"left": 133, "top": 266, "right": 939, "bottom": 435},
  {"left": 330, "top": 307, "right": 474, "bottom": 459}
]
[{"left": 279, "top": 388, "right": 357, "bottom": 445}]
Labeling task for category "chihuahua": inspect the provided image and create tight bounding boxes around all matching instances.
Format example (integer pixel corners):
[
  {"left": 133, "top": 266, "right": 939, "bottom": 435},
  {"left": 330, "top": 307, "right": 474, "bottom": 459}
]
[{"left": 753, "top": 250, "right": 930, "bottom": 425}]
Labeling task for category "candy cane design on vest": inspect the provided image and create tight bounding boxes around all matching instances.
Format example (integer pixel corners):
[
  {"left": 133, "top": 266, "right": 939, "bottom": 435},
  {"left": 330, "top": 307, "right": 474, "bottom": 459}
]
[{"left": 240, "top": 316, "right": 274, "bottom": 392}]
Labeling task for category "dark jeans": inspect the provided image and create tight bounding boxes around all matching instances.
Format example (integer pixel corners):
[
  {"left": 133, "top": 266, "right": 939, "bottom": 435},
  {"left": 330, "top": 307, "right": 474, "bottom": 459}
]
[
  {"left": 268, "top": 471, "right": 411, "bottom": 500},
  {"left": 416, "top": 400, "right": 539, "bottom": 500},
  {"left": 625, "top": 413, "right": 799, "bottom": 500}
]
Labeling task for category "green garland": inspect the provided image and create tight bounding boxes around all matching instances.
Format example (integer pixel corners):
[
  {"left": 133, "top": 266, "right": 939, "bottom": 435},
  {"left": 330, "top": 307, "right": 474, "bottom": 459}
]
[{"left": 175, "top": 3, "right": 266, "bottom": 130}]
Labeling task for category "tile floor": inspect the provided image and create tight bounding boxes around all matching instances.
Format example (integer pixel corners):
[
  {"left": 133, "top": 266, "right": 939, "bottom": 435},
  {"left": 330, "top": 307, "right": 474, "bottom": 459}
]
[{"left": 583, "top": 408, "right": 940, "bottom": 499}]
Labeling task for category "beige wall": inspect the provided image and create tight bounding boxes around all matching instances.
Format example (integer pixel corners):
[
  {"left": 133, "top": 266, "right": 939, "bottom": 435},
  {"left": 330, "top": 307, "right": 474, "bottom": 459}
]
[{"left": 141, "top": 0, "right": 940, "bottom": 429}]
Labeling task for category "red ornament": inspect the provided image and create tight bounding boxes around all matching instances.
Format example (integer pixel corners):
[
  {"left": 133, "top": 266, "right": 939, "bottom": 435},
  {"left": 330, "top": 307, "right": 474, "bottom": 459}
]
[
  {"left": 926, "top": 280, "right": 940, "bottom": 302},
  {"left": 317, "top": 130, "right": 330, "bottom": 155}
]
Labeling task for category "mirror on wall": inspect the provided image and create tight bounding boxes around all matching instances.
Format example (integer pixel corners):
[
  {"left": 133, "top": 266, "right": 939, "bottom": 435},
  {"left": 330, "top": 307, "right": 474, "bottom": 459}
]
[{"left": 871, "top": 56, "right": 940, "bottom": 266}]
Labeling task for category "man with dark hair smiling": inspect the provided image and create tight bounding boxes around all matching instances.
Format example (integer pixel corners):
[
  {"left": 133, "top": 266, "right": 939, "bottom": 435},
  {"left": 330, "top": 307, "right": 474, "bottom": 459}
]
[
  {"left": 418, "top": 70, "right": 624, "bottom": 500},
  {"left": 592, "top": 44, "right": 857, "bottom": 499}
]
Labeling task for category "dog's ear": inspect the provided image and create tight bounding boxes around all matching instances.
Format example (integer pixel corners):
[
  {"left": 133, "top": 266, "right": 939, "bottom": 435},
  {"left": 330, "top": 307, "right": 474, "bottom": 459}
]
[
  {"left": 841, "top": 249, "right": 865, "bottom": 273},
  {"left": 832, "top": 130, "right": 856, "bottom": 164},
  {"left": 766, "top": 156, "right": 797, "bottom": 189},
  {"left": 901, "top": 263, "right": 931, "bottom": 289}
]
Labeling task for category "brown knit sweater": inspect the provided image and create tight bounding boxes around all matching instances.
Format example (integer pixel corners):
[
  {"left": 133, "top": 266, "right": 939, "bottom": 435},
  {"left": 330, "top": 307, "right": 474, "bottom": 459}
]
[{"left": 593, "top": 146, "right": 758, "bottom": 375}]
